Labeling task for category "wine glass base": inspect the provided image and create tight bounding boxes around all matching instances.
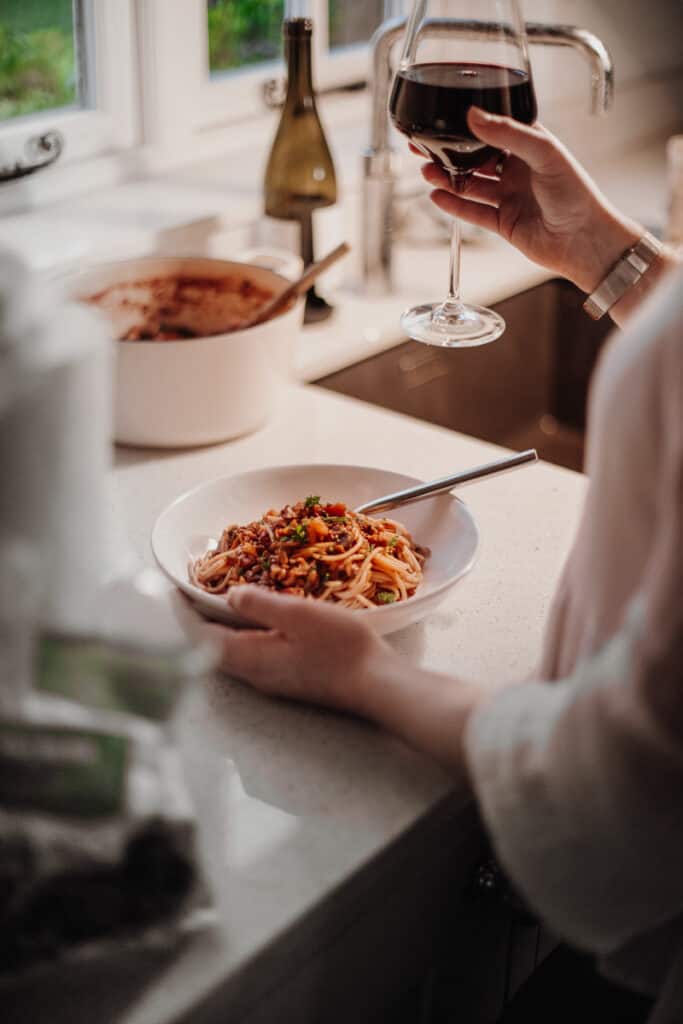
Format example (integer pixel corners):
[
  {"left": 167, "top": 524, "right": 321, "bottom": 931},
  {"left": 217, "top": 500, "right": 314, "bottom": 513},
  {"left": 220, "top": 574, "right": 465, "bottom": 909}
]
[{"left": 400, "top": 302, "right": 506, "bottom": 348}]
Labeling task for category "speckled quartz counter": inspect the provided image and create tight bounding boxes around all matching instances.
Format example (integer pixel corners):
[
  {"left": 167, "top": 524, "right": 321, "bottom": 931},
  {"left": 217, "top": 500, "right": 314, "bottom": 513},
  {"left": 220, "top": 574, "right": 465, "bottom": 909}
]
[
  {"left": 1, "top": 185, "right": 596, "bottom": 1024},
  {"left": 3, "top": 137, "right": 633, "bottom": 1020},
  {"left": 96, "top": 384, "right": 583, "bottom": 1024},
  {"left": 0, "top": 105, "right": 672, "bottom": 1020}
]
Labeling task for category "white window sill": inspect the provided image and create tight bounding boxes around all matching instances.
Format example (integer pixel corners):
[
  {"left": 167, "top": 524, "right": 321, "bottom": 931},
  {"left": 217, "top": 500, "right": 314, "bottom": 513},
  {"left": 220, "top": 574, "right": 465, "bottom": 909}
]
[{"left": 0, "top": 89, "right": 380, "bottom": 274}]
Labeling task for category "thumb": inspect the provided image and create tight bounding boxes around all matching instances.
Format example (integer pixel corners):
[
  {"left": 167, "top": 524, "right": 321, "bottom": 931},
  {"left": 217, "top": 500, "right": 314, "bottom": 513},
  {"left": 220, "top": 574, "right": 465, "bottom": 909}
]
[
  {"left": 228, "top": 583, "right": 360, "bottom": 638},
  {"left": 468, "top": 107, "right": 555, "bottom": 172},
  {"left": 227, "top": 584, "right": 305, "bottom": 631}
]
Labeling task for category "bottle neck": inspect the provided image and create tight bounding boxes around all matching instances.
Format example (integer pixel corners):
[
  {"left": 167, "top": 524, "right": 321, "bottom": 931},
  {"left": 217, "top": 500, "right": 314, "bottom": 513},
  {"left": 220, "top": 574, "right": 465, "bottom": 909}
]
[{"left": 284, "top": 19, "right": 315, "bottom": 105}]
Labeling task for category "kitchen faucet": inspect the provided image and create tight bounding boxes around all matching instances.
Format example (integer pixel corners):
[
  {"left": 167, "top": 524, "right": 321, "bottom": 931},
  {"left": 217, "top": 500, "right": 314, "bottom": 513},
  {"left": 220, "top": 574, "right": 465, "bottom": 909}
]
[{"left": 362, "top": 18, "right": 614, "bottom": 295}]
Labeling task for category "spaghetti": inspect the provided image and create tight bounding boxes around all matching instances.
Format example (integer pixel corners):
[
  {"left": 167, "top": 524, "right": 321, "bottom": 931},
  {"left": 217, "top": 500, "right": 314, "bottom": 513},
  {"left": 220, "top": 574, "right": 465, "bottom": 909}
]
[{"left": 190, "top": 496, "right": 428, "bottom": 609}]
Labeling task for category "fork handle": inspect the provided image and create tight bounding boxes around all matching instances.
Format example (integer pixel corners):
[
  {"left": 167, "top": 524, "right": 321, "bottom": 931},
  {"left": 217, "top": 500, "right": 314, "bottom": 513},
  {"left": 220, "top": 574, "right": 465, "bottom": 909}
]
[{"left": 355, "top": 449, "right": 538, "bottom": 516}]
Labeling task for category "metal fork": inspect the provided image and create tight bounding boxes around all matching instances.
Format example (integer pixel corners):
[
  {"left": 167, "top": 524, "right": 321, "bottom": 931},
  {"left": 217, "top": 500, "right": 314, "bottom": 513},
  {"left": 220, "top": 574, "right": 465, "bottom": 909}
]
[{"left": 355, "top": 449, "right": 538, "bottom": 516}]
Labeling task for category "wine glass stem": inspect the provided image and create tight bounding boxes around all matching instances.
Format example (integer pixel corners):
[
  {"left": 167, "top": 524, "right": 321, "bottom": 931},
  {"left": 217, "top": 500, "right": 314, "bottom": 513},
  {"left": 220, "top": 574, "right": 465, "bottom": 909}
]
[
  {"left": 446, "top": 213, "right": 462, "bottom": 309},
  {"left": 432, "top": 210, "right": 463, "bottom": 326}
]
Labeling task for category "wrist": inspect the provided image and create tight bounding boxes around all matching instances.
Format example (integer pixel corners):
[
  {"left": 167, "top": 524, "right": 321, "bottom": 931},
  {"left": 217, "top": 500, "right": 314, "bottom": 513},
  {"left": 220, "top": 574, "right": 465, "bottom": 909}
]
[
  {"left": 352, "top": 648, "right": 403, "bottom": 723},
  {"left": 357, "top": 652, "right": 486, "bottom": 770},
  {"left": 572, "top": 208, "right": 644, "bottom": 295},
  {"left": 583, "top": 231, "right": 665, "bottom": 323}
]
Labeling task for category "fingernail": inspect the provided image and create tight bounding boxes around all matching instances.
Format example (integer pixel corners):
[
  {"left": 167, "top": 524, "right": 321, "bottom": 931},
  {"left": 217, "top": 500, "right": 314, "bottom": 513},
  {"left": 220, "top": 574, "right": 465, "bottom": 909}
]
[{"left": 469, "top": 106, "right": 492, "bottom": 122}]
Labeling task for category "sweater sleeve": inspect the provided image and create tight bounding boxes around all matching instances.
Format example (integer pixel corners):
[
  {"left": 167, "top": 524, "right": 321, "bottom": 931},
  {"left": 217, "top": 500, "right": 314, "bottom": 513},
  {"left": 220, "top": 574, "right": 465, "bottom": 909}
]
[{"left": 463, "top": 271, "right": 683, "bottom": 957}]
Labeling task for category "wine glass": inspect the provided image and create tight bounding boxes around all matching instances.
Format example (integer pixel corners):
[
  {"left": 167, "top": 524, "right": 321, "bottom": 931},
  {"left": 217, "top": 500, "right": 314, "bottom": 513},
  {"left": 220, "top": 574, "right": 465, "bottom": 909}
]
[{"left": 389, "top": 0, "right": 537, "bottom": 347}]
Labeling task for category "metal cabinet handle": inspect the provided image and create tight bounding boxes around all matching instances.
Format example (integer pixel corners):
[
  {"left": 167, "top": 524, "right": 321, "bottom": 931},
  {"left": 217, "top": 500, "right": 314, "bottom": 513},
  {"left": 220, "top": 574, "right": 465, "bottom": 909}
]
[{"left": 0, "top": 130, "right": 64, "bottom": 184}]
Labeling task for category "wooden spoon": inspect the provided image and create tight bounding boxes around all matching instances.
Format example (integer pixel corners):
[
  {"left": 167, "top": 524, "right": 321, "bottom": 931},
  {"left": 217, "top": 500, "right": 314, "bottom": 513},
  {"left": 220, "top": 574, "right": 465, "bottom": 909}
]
[{"left": 243, "top": 242, "right": 350, "bottom": 328}]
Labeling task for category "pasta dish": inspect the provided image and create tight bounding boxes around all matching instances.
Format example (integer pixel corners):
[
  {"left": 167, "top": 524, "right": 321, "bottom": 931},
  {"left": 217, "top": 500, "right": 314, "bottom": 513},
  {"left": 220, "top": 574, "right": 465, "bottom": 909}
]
[{"left": 190, "top": 496, "right": 428, "bottom": 608}]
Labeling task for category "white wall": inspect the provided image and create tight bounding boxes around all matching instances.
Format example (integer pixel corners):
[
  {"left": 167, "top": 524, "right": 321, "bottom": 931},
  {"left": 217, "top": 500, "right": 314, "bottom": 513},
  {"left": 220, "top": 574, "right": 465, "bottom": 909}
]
[
  {"left": 521, "top": 0, "right": 683, "bottom": 160},
  {"left": 525, "top": 0, "right": 683, "bottom": 84}
]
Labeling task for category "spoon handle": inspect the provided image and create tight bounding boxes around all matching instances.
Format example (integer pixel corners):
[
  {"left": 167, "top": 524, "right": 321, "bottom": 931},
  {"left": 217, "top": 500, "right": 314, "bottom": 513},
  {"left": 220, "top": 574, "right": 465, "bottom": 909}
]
[
  {"left": 355, "top": 449, "right": 538, "bottom": 516},
  {"left": 249, "top": 242, "right": 350, "bottom": 326}
]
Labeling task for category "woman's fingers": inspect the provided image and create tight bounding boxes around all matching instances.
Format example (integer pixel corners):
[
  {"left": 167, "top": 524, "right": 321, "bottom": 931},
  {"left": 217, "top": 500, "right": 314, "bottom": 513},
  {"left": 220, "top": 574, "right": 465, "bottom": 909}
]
[
  {"left": 204, "top": 621, "right": 289, "bottom": 689},
  {"left": 475, "top": 152, "right": 506, "bottom": 179},
  {"left": 420, "top": 161, "right": 451, "bottom": 191},
  {"left": 468, "top": 108, "right": 554, "bottom": 172},
  {"left": 430, "top": 189, "right": 500, "bottom": 234},
  {"left": 228, "top": 584, "right": 356, "bottom": 641},
  {"left": 421, "top": 162, "right": 502, "bottom": 207},
  {"left": 459, "top": 175, "right": 503, "bottom": 207},
  {"left": 228, "top": 584, "right": 305, "bottom": 632}
]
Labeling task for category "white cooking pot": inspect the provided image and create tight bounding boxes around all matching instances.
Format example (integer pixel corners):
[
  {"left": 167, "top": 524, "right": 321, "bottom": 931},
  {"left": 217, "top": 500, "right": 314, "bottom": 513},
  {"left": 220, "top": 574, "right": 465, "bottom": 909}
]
[{"left": 69, "top": 256, "right": 303, "bottom": 448}]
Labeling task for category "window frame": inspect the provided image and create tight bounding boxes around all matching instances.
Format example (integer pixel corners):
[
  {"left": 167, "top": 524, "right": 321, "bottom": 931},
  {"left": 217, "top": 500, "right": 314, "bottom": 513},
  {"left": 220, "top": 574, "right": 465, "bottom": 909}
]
[
  {"left": 0, "top": 0, "right": 397, "bottom": 206},
  {"left": 0, "top": 1, "right": 138, "bottom": 176},
  {"left": 138, "top": 0, "right": 393, "bottom": 146}
]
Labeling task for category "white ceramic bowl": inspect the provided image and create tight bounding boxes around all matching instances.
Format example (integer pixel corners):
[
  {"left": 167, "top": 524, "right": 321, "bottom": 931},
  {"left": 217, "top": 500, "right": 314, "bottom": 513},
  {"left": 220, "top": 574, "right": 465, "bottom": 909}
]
[
  {"left": 69, "top": 256, "right": 303, "bottom": 448},
  {"left": 152, "top": 464, "right": 479, "bottom": 636}
]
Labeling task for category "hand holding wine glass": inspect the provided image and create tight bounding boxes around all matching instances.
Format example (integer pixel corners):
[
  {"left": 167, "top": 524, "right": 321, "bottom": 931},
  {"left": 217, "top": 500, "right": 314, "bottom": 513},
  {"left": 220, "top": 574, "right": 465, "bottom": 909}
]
[
  {"left": 389, "top": 0, "right": 537, "bottom": 347},
  {"left": 420, "top": 109, "right": 644, "bottom": 303}
]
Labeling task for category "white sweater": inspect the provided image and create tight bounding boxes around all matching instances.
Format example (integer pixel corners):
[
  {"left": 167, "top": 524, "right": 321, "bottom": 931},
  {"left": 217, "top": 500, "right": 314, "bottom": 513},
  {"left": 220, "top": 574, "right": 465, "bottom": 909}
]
[{"left": 464, "top": 266, "right": 683, "bottom": 1023}]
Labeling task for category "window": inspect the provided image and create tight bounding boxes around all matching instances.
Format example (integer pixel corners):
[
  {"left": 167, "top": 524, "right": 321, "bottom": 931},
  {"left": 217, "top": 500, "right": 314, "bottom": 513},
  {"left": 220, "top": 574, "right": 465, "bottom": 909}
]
[
  {"left": 0, "top": 0, "right": 137, "bottom": 191},
  {"left": 0, "top": 0, "right": 79, "bottom": 122},
  {"left": 0, "top": 1, "right": 401, "bottom": 199},
  {"left": 208, "top": 1, "right": 284, "bottom": 76},
  {"left": 206, "top": 1, "right": 395, "bottom": 77},
  {"left": 138, "top": 1, "right": 402, "bottom": 148}
]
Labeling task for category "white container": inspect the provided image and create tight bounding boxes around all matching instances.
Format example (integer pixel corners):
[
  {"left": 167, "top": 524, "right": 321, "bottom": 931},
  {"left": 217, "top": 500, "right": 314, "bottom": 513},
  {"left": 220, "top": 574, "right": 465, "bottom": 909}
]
[
  {"left": 0, "top": 248, "right": 113, "bottom": 633},
  {"left": 69, "top": 256, "right": 304, "bottom": 449}
]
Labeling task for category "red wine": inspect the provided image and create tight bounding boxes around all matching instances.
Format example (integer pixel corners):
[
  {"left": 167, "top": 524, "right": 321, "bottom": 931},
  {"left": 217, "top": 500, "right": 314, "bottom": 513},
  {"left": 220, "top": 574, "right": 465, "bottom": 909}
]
[{"left": 390, "top": 62, "right": 537, "bottom": 176}]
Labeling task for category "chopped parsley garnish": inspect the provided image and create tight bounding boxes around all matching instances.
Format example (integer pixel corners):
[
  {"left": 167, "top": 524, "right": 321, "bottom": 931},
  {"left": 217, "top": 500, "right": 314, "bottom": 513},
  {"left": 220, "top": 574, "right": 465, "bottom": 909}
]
[
  {"left": 388, "top": 535, "right": 399, "bottom": 548},
  {"left": 289, "top": 523, "right": 308, "bottom": 543},
  {"left": 260, "top": 556, "right": 271, "bottom": 571},
  {"left": 304, "top": 495, "right": 321, "bottom": 508},
  {"left": 377, "top": 591, "right": 397, "bottom": 604},
  {"left": 325, "top": 516, "right": 347, "bottom": 523}
]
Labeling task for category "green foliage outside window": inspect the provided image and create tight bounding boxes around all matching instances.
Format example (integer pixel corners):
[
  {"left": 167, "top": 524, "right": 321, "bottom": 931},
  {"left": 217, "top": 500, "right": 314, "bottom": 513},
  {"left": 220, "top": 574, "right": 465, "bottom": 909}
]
[
  {"left": 0, "top": 0, "right": 76, "bottom": 122},
  {"left": 208, "top": 0, "right": 285, "bottom": 73},
  {"left": 0, "top": 1, "right": 387, "bottom": 123}
]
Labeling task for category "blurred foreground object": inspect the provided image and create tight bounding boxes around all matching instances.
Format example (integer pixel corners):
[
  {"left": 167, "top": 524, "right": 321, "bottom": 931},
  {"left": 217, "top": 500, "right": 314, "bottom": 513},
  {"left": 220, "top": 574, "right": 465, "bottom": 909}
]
[
  {"left": 666, "top": 135, "right": 683, "bottom": 249},
  {"left": 0, "top": 248, "right": 112, "bottom": 634},
  {"left": 0, "top": 251, "right": 218, "bottom": 977},
  {"left": 0, "top": 569, "right": 217, "bottom": 977}
]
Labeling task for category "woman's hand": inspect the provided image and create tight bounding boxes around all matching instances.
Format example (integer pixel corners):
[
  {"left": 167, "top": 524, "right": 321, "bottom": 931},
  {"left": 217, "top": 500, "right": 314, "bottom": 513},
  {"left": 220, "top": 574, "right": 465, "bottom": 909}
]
[
  {"left": 420, "top": 107, "right": 643, "bottom": 296},
  {"left": 205, "top": 585, "right": 391, "bottom": 715},
  {"left": 205, "top": 585, "right": 491, "bottom": 773}
]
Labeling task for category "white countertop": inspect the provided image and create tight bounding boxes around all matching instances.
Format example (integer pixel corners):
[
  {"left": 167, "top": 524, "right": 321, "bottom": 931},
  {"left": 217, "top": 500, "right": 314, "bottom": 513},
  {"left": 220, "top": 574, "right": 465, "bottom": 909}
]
[
  {"left": 99, "top": 384, "right": 586, "bottom": 1023},
  {"left": 2, "top": 131, "right": 668, "bottom": 1024}
]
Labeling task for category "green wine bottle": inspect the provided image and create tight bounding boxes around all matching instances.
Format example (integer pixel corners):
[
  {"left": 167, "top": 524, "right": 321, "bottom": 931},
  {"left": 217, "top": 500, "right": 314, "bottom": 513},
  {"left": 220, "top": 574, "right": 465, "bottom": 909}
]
[{"left": 264, "top": 14, "right": 338, "bottom": 323}]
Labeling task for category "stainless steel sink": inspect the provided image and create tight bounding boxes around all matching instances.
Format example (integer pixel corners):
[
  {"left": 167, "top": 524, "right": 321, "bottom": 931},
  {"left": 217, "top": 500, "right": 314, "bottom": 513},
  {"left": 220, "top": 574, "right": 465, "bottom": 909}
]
[{"left": 315, "top": 280, "right": 613, "bottom": 472}]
